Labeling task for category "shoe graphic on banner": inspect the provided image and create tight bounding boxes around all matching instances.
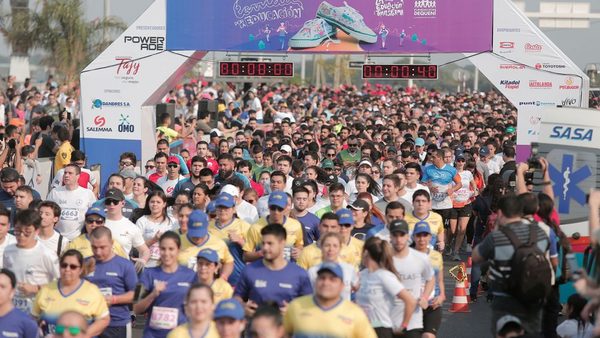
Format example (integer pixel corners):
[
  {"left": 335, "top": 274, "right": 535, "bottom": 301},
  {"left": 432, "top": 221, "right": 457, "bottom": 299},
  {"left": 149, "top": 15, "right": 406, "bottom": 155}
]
[
  {"left": 289, "top": 18, "right": 337, "bottom": 49},
  {"left": 316, "top": 1, "right": 377, "bottom": 44}
]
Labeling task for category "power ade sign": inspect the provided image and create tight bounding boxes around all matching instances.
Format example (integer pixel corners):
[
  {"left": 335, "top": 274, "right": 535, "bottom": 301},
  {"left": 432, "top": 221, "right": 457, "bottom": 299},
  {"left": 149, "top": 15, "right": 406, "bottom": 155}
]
[{"left": 124, "top": 36, "right": 165, "bottom": 50}]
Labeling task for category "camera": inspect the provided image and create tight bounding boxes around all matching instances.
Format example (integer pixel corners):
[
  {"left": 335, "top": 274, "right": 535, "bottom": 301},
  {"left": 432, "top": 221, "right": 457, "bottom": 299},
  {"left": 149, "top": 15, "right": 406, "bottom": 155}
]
[
  {"left": 527, "top": 144, "right": 542, "bottom": 171},
  {"left": 7, "top": 139, "right": 16, "bottom": 150}
]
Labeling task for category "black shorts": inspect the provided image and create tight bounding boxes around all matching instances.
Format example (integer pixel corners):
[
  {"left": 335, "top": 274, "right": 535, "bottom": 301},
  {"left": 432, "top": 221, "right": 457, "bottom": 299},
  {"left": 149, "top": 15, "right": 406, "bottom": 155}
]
[
  {"left": 433, "top": 208, "right": 453, "bottom": 227},
  {"left": 450, "top": 204, "right": 473, "bottom": 219},
  {"left": 423, "top": 306, "right": 442, "bottom": 334}
]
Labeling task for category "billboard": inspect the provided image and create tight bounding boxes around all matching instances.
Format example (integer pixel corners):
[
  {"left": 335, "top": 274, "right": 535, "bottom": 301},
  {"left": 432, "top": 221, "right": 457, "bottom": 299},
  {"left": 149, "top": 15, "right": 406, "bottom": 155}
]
[{"left": 166, "top": 0, "right": 493, "bottom": 53}]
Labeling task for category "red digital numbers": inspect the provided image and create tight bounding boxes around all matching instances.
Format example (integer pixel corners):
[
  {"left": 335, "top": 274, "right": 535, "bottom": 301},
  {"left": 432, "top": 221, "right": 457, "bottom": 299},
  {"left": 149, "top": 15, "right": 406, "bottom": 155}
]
[
  {"left": 362, "top": 64, "right": 437, "bottom": 79},
  {"left": 219, "top": 62, "right": 294, "bottom": 77}
]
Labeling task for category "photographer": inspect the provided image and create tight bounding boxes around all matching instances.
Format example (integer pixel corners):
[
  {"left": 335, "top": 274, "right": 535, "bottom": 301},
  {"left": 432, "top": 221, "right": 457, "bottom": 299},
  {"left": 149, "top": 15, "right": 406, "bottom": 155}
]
[
  {"left": 515, "top": 156, "right": 554, "bottom": 201},
  {"left": 0, "top": 125, "right": 23, "bottom": 173}
]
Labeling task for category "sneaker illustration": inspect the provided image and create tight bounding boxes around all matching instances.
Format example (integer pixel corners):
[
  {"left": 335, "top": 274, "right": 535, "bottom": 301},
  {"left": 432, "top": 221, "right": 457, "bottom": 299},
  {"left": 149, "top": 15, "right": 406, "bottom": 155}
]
[
  {"left": 289, "top": 18, "right": 336, "bottom": 49},
  {"left": 316, "top": 1, "right": 377, "bottom": 43}
]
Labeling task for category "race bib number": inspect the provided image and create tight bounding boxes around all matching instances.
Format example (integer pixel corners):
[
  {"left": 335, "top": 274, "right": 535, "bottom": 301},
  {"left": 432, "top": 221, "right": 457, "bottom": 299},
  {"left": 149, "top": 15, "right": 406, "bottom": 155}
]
[
  {"left": 61, "top": 208, "right": 80, "bottom": 221},
  {"left": 431, "top": 192, "right": 447, "bottom": 202},
  {"left": 13, "top": 296, "right": 33, "bottom": 314},
  {"left": 149, "top": 244, "right": 161, "bottom": 260},
  {"left": 150, "top": 306, "right": 179, "bottom": 330},
  {"left": 188, "top": 257, "right": 197, "bottom": 271},
  {"left": 99, "top": 287, "right": 113, "bottom": 297},
  {"left": 283, "top": 246, "right": 292, "bottom": 261}
]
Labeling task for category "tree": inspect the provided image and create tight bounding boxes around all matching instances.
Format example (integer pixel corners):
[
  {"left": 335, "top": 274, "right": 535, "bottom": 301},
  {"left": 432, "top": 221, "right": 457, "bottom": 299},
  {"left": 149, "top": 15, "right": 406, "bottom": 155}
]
[{"left": 0, "top": 0, "right": 37, "bottom": 81}]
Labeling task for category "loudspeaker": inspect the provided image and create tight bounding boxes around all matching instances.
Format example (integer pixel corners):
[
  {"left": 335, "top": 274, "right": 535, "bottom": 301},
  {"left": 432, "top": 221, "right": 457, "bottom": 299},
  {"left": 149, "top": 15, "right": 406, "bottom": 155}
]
[
  {"left": 198, "top": 100, "right": 218, "bottom": 128},
  {"left": 156, "top": 103, "right": 175, "bottom": 128}
]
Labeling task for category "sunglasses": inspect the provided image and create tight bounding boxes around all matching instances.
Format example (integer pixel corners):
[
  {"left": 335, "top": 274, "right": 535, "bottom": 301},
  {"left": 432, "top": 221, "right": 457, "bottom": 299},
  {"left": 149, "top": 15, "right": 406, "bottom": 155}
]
[
  {"left": 105, "top": 199, "right": 120, "bottom": 206},
  {"left": 60, "top": 263, "right": 80, "bottom": 270},
  {"left": 120, "top": 161, "right": 133, "bottom": 166},
  {"left": 85, "top": 218, "right": 104, "bottom": 224},
  {"left": 55, "top": 325, "right": 84, "bottom": 336},
  {"left": 145, "top": 165, "right": 155, "bottom": 169},
  {"left": 269, "top": 206, "right": 284, "bottom": 212},
  {"left": 168, "top": 164, "right": 179, "bottom": 168},
  {"left": 348, "top": 144, "right": 358, "bottom": 147},
  {"left": 326, "top": 153, "right": 336, "bottom": 157}
]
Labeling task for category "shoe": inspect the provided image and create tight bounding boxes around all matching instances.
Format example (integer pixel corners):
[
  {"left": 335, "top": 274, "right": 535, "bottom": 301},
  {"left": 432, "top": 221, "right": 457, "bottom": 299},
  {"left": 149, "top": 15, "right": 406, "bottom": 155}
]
[
  {"left": 289, "top": 19, "right": 337, "bottom": 48},
  {"left": 443, "top": 247, "right": 453, "bottom": 256},
  {"left": 316, "top": 1, "right": 377, "bottom": 43}
]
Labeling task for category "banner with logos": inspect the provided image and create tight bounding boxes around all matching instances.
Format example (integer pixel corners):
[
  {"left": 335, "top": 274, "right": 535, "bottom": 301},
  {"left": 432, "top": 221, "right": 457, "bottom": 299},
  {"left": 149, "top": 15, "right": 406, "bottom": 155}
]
[
  {"left": 166, "top": 0, "right": 493, "bottom": 53},
  {"left": 468, "top": 0, "right": 589, "bottom": 160},
  {"left": 80, "top": 0, "right": 203, "bottom": 177}
]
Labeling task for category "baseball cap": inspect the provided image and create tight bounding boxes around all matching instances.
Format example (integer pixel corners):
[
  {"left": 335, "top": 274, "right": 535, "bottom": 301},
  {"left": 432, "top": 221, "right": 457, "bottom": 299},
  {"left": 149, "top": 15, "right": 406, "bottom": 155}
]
[
  {"left": 336, "top": 209, "right": 354, "bottom": 226},
  {"left": 214, "top": 299, "right": 245, "bottom": 320},
  {"left": 389, "top": 219, "right": 409, "bottom": 235},
  {"left": 506, "top": 126, "right": 516, "bottom": 134},
  {"left": 496, "top": 315, "right": 522, "bottom": 334},
  {"left": 317, "top": 262, "right": 344, "bottom": 280},
  {"left": 215, "top": 193, "right": 236, "bottom": 208},
  {"left": 413, "top": 221, "right": 432, "bottom": 235},
  {"left": 321, "top": 159, "right": 334, "bottom": 169},
  {"left": 415, "top": 138, "right": 425, "bottom": 147},
  {"left": 268, "top": 191, "right": 288, "bottom": 209},
  {"left": 358, "top": 160, "right": 372, "bottom": 168},
  {"left": 85, "top": 206, "right": 106, "bottom": 218},
  {"left": 348, "top": 199, "right": 370, "bottom": 212},
  {"left": 479, "top": 147, "right": 490, "bottom": 157},
  {"left": 167, "top": 156, "right": 180, "bottom": 165},
  {"left": 274, "top": 117, "right": 283, "bottom": 124},
  {"left": 196, "top": 248, "right": 219, "bottom": 263},
  {"left": 280, "top": 144, "right": 292, "bottom": 153},
  {"left": 188, "top": 210, "right": 209, "bottom": 238},
  {"left": 105, "top": 188, "right": 125, "bottom": 202},
  {"left": 207, "top": 201, "right": 217, "bottom": 214},
  {"left": 120, "top": 169, "right": 137, "bottom": 180},
  {"left": 221, "top": 184, "right": 240, "bottom": 197}
]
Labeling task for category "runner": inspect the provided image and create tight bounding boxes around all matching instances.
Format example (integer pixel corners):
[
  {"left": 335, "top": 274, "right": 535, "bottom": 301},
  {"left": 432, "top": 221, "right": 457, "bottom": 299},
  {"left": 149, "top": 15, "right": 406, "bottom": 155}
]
[
  {"left": 67, "top": 206, "right": 127, "bottom": 259},
  {"left": 136, "top": 190, "right": 176, "bottom": 267},
  {"left": 157, "top": 157, "right": 185, "bottom": 197},
  {"left": 405, "top": 190, "right": 445, "bottom": 249},
  {"left": 166, "top": 284, "right": 219, "bottom": 338},
  {"left": 37, "top": 200, "right": 69, "bottom": 257},
  {"left": 0, "top": 268, "right": 38, "bottom": 338},
  {"left": 290, "top": 186, "right": 320, "bottom": 246},
  {"left": 0, "top": 206, "right": 16, "bottom": 267},
  {"left": 195, "top": 249, "right": 234, "bottom": 304},
  {"left": 213, "top": 298, "right": 246, "bottom": 338}
]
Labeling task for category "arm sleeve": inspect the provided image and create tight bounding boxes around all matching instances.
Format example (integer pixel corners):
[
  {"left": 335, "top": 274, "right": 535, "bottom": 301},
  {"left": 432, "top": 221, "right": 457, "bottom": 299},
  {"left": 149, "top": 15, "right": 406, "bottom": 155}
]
[
  {"left": 131, "top": 227, "right": 146, "bottom": 248},
  {"left": 242, "top": 227, "right": 259, "bottom": 252},
  {"left": 381, "top": 271, "right": 404, "bottom": 296}
]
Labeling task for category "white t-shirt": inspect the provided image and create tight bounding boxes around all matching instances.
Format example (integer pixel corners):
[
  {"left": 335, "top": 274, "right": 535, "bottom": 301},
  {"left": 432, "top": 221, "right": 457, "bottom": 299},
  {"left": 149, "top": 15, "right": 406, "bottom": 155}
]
[
  {"left": 47, "top": 186, "right": 97, "bottom": 240},
  {"left": 157, "top": 175, "right": 185, "bottom": 197},
  {"left": 51, "top": 168, "right": 96, "bottom": 190},
  {"left": 237, "top": 200, "right": 259, "bottom": 224},
  {"left": 105, "top": 217, "right": 145, "bottom": 255},
  {"left": 404, "top": 184, "right": 430, "bottom": 204},
  {"left": 392, "top": 249, "right": 434, "bottom": 331},
  {"left": 3, "top": 242, "right": 60, "bottom": 314},
  {"left": 485, "top": 159, "right": 501, "bottom": 175},
  {"left": 308, "top": 262, "right": 358, "bottom": 301},
  {"left": 356, "top": 269, "right": 404, "bottom": 328},
  {"left": 257, "top": 195, "right": 269, "bottom": 218},
  {"left": 37, "top": 230, "right": 69, "bottom": 257},
  {"left": 0, "top": 234, "right": 16, "bottom": 267},
  {"left": 136, "top": 215, "right": 175, "bottom": 266},
  {"left": 453, "top": 171, "right": 474, "bottom": 204},
  {"left": 556, "top": 319, "right": 594, "bottom": 338}
]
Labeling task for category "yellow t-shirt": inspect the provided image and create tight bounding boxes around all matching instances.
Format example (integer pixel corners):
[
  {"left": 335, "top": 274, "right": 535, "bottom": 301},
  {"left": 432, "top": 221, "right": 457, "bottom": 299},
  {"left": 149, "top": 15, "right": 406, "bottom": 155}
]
[
  {"left": 284, "top": 295, "right": 377, "bottom": 338},
  {"left": 405, "top": 211, "right": 444, "bottom": 245},
  {"left": 209, "top": 218, "right": 251, "bottom": 243},
  {"left": 167, "top": 322, "right": 220, "bottom": 338},
  {"left": 32, "top": 280, "right": 109, "bottom": 335},
  {"left": 296, "top": 238, "right": 364, "bottom": 270},
  {"left": 211, "top": 278, "right": 234, "bottom": 305},
  {"left": 67, "top": 234, "right": 128, "bottom": 259},
  {"left": 242, "top": 217, "right": 303, "bottom": 259},
  {"left": 156, "top": 126, "right": 179, "bottom": 143},
  {"left": 178, "top": 234, "right": 234, "bottom": 270},
  {"left": 54, "top": 141, "right": 74, "bottom": 175}
]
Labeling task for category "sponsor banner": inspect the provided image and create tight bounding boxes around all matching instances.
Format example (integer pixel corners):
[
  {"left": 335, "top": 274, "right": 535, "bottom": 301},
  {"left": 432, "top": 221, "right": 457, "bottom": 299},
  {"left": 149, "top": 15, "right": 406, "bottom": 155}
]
[{"left": 166, "top": 0, "right": 493, "bottom": 53}]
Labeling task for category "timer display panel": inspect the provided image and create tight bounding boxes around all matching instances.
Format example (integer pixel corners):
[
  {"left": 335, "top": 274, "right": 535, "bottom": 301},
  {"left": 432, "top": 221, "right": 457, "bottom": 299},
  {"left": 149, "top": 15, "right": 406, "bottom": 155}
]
[
  {"left": 219, "top": 61, "right": 294, "bottom": 77},
  {"left": 362, "top": 64, "right": 438, "bottom": 79}
]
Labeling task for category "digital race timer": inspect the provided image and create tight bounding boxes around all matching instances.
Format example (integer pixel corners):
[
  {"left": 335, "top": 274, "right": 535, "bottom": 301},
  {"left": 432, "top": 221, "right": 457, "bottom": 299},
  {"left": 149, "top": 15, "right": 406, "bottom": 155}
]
[
  {"left": 219, "top": 61, "right": 294, "bottom": 77},
  {"left": 362, "top": 64, "right": 438, "bottom": 80}
]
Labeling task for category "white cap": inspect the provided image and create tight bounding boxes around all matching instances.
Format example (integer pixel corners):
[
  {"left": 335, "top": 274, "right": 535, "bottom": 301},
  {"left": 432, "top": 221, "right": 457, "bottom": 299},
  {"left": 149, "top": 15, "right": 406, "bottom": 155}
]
[
  {"left": 358, "top": 160, "right": 372, "bottom": 167},
  {"left": 274, "top": 117, "right": 283, "bottom": 124},
  {"left": 280, "top": 144, "right": 292, "bottom": 153},
  {"left": 221, "top": 184, "right": 240, "bottom": 197}
]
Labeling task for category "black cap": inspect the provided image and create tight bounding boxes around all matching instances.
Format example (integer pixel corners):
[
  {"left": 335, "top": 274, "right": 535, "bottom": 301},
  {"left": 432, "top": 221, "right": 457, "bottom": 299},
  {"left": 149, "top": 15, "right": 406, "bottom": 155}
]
[
  {"left": 388, "top": 219, "right": 409, "bottom": 234},
  {"left": 105, "top": 188, "right": 125, "bottom": 202},
  {"left": 348, "top": 199, "right": 370, "bottom": 212}
]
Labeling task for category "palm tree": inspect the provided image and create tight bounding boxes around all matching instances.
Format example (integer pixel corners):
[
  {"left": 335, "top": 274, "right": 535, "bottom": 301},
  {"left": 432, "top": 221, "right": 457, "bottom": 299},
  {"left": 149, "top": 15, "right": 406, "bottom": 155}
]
[{"left": 0, "top": 0, "right": 37, "bottom": 81}]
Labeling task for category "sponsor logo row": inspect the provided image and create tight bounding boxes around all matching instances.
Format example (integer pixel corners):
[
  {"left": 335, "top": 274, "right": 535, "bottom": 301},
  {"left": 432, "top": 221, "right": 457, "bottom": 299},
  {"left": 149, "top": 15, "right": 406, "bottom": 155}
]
[
  {"left": 498, "top": 77, "right": 581, "bottom": 90},
  {"left": 87, "top": 114, "right": 135, "bottom": 134}
]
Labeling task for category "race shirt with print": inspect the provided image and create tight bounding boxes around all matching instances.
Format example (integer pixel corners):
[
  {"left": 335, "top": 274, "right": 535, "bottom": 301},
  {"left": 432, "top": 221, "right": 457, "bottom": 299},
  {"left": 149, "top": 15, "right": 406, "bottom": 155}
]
[
  {"left": 243, "top": 217, "right": 303, "bottom": 261},
  {"left": 209, "top": 217, "right": 251, "bottom": 286},
  {"left": 421, "top": 164, "right": 461, "bottom": 210},
  {"left": 157, "top": 175, "right": 185, "bottom": 197},
  {"left": 46, "top": 186, "right": 97, "bottom": 240},
  {"left": 177, "top": 234, "right": 234, "bottom": 271},
  {"left": 404, "top": 212, "right": 444, "bottom": 247},
  {"left": 452, "top": 170, "right": 474, "bottom": 208}
]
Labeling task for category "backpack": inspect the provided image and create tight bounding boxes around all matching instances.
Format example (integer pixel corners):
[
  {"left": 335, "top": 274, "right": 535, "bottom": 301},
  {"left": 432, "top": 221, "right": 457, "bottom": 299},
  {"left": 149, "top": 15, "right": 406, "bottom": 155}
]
[{"left": 500, "top": 224, "right": 552, "bottom": 307}]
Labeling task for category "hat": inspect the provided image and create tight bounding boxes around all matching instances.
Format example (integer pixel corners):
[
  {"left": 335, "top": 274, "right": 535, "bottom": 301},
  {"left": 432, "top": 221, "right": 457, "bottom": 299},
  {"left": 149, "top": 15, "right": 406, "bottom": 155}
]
[
  {"left": 280, "top": 144, "right": 292, "bottom": 153},
  {"left": 85, "top": 206, "right": 106, "bottom": 218},
  {"left": 348, "top": 199, "right": 370, "bottom": 212},
  {"left": 413, "top": 221, "right": 432, "bottom": 235},
  {"left": 215, "top": 192, "right": 236, "bottom": 208},
  {"left": 336, "top": 209, "right": 354, "bottom": 226},
  {"left": 317, "top": 262, "right": 344, "bottom": 280},
  {"left": 358, "top": 160, "right": 372, "bottom": 168},
  {"left": 214, "top": 299, "right": 245, "bottom": 320},
  {"left": 167, "top": 156, "right": 180, "bottom": 165},
  {"left": 274, "top": 118, "right": 283, "bottom": 124},
  {"left": 389, "top": 219, "right": 409, "bottom": 234},
  {"left": 210, "top": 128, "right": 223, "bottom": 137},
  {"left": 188, "top": 210, "right": 209, "bottom": 238},
  {"left": 455, "top": 152, "right": 466, "bottom": 160},
  {"left": 496, "top": 315, "right": 522, "bottom": 334},
  {"left": 197, "top": 248, "right": 219, "bottom": 263},
  {"left": 321, "top": 159, "right": 334, "bottom": 169},
  {"left": 479, "top": 147, "right": 490, "bottom": 157},
  {"left": 207, "top": 200, "right": 217, "bottom": 214},
  {"left": 386, "top": 146, "right": 397, "bottom": 154},
  {"left": 415, "top": 138, "right": 425, "bottom": 147},
  {"left": 105, "top": 188, "right": 125, "bottom": 202},
  {"left": 506, "top": 126, "right": 516, "bottom": 134},
  {"left": 221, "top": 184, "right": 240, "bottom": 197},
  {"left": 120, "top": 169, "right": 137, "bottom": 180},
  {"left": 268, "top": 191, "right": 288, "bottom": 209}
]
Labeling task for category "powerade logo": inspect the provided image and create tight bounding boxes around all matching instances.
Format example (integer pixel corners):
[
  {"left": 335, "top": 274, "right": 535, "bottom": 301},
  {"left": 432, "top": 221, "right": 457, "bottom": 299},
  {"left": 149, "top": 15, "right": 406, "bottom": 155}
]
[
  {"left": 91, "top": 99, "right": 131, "bottom": 109},
  {"left": 123, "top": 36, "right": 164, "bottom": 50},
  {"left": 550, "top": 126, "right": 593, "bottom": 141},
  {"left": 559, "top": 77, "right": 580, "bottom": 90},
  {"left": 118, "top": 114, "right": 135, "bottom": 133},
  {"left": 499, "top": 80, "right": 520, "bottom": 89},
  {"left": 528, "top": 80, "right": 552, "bottom": 89},
  {"left": 414, "top": 0, "right": 436, "bottom": 17}
]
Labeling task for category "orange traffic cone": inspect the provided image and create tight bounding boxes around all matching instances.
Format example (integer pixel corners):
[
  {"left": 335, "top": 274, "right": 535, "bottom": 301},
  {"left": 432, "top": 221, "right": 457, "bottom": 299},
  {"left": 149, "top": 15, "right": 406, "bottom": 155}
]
[{"left": 448, "top": 278, "right": 471, "bottom": 313}]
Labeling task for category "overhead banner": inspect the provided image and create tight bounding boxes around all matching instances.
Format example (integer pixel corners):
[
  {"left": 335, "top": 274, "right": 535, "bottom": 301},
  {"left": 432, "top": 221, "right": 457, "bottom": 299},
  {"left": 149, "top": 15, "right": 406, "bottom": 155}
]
[{"left": 166, "top": 0, "right": 493, "bottom": 53}]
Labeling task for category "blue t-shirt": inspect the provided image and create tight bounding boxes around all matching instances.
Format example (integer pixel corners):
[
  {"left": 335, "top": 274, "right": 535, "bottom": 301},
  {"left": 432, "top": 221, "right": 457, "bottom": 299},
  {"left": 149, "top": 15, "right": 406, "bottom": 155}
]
[
  {"left": 172, "top": 179, "right": 196, "bottom": 197},
  {"left": 421, "top": 163, "right": 458, "bottom": 185},
  {"left": 0, "top": 307, "right": 39, "bottom": 338},
  {"left": 296, "top": 212, "right": 320, "bottom": 246},
  {"left": 84, "top": 255, "right": 138, "bottom": 327},
  {"left": 139, "top": 266, "right": 197, "bottom": 338},
  {"left": 234, "top": 260, "right": 312, "bottom": 307}
]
